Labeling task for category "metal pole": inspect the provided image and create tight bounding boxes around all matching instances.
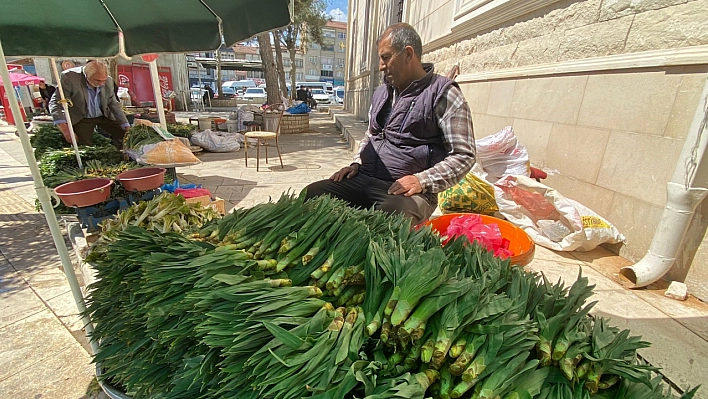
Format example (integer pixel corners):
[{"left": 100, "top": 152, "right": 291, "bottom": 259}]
[
  {"left": 0, "top": 40, "right": 98, "bottom": 355},
  {"left": 148, "top": 59, "right": 167, "bottom": 130},
  {"left": 50, "top": 58, "right": 83, "bottom": 169}
]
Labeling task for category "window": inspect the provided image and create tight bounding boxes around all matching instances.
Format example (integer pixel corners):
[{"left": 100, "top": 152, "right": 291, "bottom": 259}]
[
  {"left": 322, "top": 64, "right": 333, "bottom": 71},
  {"left": 321, "top": 57, "right": 334, "bottom": 65},
  {"left": 320, "top": 70, "right": 334, "bottom": 77},
  {"left": 296, "top": 73, "right": 303, "bottom": 80},
  {"left": 335, "top": 71, "right": 344, "bottom": 78},
  {"left": 309, "top": 56, "right": 318, "bottom": 64},
  {"left": 282, "top": 58, "right": 290, "bottom": 66},
  {"left": 310, "top": 42, "right": 319, "bottom": 50},
  {"left": 323, "top": 30, "right": 336, "bottom": 38},
  {"left": 336, "top": 58, "right": 344, "bottom": 68},
  {"left": 337, "top": 32, "right": 346, "bottom": 39},
  {"left": 295, "top": 59, "right": 303, "bottom": 67},
  {"left": 308, "top": 69, "right": 318, "bottom": 76}
]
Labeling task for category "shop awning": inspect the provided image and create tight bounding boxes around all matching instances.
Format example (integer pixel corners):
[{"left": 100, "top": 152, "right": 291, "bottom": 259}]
[{"left": 0, "top": 0, "right": 291, "bottom": 58}]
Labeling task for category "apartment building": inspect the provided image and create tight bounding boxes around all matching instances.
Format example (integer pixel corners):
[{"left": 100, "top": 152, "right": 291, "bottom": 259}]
[{"left": 304, "top": 20, "right": 347, "bottom": 87}]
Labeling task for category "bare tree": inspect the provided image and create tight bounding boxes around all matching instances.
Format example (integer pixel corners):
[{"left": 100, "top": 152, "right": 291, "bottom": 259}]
[
  {"left": 272, "top": 31, "right": 289, "bottom": 98},
  {"left": 278, "top": 0, "right": 330, "bottom": 99},
  {"left": 215, "top": 47, "right": 223, "bottom": 98},
  {"left": 257, "top": 33, "right": 281, "bottom": 104}
]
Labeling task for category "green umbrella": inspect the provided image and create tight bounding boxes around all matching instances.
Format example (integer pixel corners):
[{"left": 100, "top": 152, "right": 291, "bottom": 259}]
[{"left": 0, "top": 0, "right": 291, "bottom": 57}]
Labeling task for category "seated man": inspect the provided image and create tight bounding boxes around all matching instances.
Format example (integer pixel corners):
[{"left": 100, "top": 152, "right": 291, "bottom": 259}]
[
  {"left": 49, "top": 61, "right": 130, "bottom": 149},
  {"left": 303, "top": 23, "right": 476, "bottom": 225}
]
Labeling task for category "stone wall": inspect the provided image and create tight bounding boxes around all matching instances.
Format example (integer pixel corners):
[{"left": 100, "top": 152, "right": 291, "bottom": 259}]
[
  {"left": 280, "top": 113, "right": 309, "bottom": 134},
  {"left": 421, "top": 0, "right": 708, "bottom": 76}
]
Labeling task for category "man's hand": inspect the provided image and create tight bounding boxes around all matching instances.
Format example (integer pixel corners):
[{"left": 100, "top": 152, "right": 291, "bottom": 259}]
[
  {"left": 388, "top": 175, "right": 423, "bottom": 197},
  {"left": 330, "top": 164, "right": 360, "bottom": 182},
  {"left": 57, "top": 123, "right": 73, "bottom": 143}
]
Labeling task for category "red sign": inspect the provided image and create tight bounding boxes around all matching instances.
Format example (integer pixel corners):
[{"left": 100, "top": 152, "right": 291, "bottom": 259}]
[{"left": 141, "top": 53, "right": 159, "bottom": 63}]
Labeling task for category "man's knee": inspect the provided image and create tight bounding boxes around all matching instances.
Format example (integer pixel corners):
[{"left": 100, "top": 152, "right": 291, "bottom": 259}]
[
  {"left": 302, "top": 179, "right": 332, "bottom": 200},
  {"left": 377, "top": 195, "right": 435, "bottom": 225}
]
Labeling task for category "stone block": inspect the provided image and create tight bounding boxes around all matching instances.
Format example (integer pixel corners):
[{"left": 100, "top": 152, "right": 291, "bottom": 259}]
[
  {"left": 577, "top": 71, "right": 682, "bottom": 135},
  {"left": 558, "top": 16, "right": 633, "bottom": 62},
  {"left": 600, "top": 0, "right": 690, "bottom": 21},
  {"left": 545, "top": 123, "right": 611, "bottom": 183},
  {"left": 471, "top": 113, "right": 514, "bottom": 138},
  {"left": 510, "top": 118, "right": 553, "bottom": 167},
  {"left": 624, "top": 0, "right": 708, "bottom": 52},
  {"left": 459, "top": 81, "right": 491, "bottom": 114},
  {"left": 510, "top": 75, "right": 587, "bottom": 124},
  {"left": 597, "top": 131, "right": 684, "bottom": 207},
  {"left": 665, "top": 281, "right": 689, "bottom": 301},
  {"left": 486, "top": 80, "right": 516, "bottom": 116},
  {"left": 607, "top": 192, "right": 664, "bottom": 261},
  {"left": 512, "top": 33, "right": 562, "bottom": 67},
  {"left": 665, "top": 69, "right": 708, "bottom": 139},
  {"left": 545, "top": 0, "right": 603, "bottom": 30},
  {"left": 475, "top": 43, "right": 519, "bottom": 71}
]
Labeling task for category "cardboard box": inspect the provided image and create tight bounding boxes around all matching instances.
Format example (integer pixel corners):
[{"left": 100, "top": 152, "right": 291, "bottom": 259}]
[{"left": 185, "top": 195, "right": 225, "bottom": 215}]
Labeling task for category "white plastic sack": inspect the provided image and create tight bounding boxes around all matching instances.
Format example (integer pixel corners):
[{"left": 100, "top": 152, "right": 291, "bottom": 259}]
[
  {"left": 190, "top": 130, "right": 241, "bottom": 153},
  {"left": 494, "top": 175, "right": 625, "bottom": 251},
  {"left": 475, "top": 126, "right": 530, "bottom": 183}
]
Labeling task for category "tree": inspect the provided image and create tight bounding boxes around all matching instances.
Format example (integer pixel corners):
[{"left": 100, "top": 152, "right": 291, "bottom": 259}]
[
  {"left": 272, "top": 31, "right": 289, "bottom": 99},
  {"left": 215, "top": 46, "right": 223, "bottom": 98},
  {"left": 257, "top": 33, "right": 281, "bottom": 104},
  {"left": 276, "top": 0, "right": 330, "bottom": 99}
]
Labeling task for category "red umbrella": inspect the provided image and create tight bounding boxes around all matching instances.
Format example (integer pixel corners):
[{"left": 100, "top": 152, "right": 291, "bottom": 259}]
[{"left": 0, "top": 71, "right": 44, "bottom": 86}]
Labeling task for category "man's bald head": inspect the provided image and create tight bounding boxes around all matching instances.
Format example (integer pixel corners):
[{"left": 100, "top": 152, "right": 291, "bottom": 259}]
[{"left": 84, "top": 61, "right": 108, "bottom": 88}]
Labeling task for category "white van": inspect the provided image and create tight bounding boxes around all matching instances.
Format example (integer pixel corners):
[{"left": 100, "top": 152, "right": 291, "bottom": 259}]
[
  {"left": 296, "top": 81, "right": 328, "bottom": 92},
  {"left": 222, "top": 80, "right": 256, "bottom": 97}
]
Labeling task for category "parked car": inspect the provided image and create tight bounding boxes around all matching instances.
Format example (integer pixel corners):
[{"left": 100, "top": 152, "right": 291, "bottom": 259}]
[
  {"left": 221, "top": 87, "right": 236, "bottom": 99},
  {"left": 311, "top": 88, "right": 330, "bottom": 104},
  {"left": 243, "top": 87, "right": 267, "bottom": 101}
]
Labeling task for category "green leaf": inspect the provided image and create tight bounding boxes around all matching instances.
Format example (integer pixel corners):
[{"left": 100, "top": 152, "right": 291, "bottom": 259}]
[{"left": 262, "top": 321, "right": 304, "bottom": 350}]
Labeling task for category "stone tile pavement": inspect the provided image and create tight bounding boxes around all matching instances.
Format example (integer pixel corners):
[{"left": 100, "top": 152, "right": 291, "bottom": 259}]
[{"left": 0, "top": 112, "right": 706, "bottom": 397}]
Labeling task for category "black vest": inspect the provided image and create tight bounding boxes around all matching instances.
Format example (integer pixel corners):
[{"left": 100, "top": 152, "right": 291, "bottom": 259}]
[{"left": 359, "top": 66, "right": 456, "bottom": 182}]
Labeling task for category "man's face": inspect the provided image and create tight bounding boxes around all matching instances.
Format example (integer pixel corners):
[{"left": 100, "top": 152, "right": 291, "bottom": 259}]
[
  {"left": 378, "top": 35, "right": 408, "bottom": 90},
  {"left": 87, "top": 71, "right": 108, "bottom": 88}
]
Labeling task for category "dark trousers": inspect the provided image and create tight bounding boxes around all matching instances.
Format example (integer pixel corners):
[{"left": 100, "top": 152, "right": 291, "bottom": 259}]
[
  {"left": 303, "top": 173, "right": 437, "bottom": 225},
  {"left": 73, "top": 117, "right": 126, "bottom": 149}
]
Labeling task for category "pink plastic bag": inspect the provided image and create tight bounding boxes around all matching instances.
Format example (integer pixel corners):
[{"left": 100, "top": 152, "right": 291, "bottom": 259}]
[{"left": 445, "top": 214, "right": 512, "bottom": 258}]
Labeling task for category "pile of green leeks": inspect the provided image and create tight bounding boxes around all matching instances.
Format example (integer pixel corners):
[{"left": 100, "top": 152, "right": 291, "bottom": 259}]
[{"left": 85, "top": 192, "right": 700, "bottom": 399}]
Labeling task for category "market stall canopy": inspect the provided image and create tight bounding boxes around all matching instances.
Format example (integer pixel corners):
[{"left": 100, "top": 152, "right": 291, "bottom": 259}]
[
  {"left": 0, "top": 0, "right": 291, "bottom": 57},
  {"left": 0, "top": 72, "right": 44, "bottom": 86}
]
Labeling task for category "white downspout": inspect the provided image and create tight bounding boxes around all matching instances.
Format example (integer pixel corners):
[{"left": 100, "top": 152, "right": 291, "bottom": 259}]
[
  {"left": 0, "top": 40, "right": 99, "bottom": 354},
  {"left": 620, "top": 76, "right": 708, "bottom": 288}
]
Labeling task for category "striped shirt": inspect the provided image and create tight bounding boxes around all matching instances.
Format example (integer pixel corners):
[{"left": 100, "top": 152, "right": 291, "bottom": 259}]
[{"left": 353, "top": 84, "right": 476, "bottom": 193}]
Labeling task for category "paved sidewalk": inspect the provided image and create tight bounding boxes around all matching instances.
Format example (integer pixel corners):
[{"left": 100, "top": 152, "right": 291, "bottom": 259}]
[{"left": 0, "top": 112, "right": 706, "bottom": 397}]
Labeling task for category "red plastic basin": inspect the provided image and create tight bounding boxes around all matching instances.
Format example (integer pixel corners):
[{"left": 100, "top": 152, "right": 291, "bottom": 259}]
[
  {"left": 116, "top": 167, "right": 166, "bottom": 192},
  {"left": 424, "top": 213, "right": 535, "bottom": 266},
  {"left": 54, "top": 178, "right": 113, "bottom": 208}
]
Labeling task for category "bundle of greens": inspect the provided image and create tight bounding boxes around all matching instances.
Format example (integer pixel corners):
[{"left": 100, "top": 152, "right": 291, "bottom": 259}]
[
  {"left": 30, "top": 124, "right": 112, "bottom": 159},
  {"left": 123, "top": 124, "right": 164, "bottom": 150},
  {"left": 38, "top": 146, "right": 124, "bottom": 178},
  {"left": 85, "top": 193, "right": 700, "bottom": 399},
  {"left": 167, "top": 123, "right": 197, "bottom": 139}
]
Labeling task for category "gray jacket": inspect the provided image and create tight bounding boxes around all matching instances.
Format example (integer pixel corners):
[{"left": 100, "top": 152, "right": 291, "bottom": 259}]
[{"left": 49, "top": 66, "right": 128, "bottom": 126}]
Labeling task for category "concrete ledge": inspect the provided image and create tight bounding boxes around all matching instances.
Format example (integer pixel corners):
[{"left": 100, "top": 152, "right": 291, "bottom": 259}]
[{"left": 331, "top": 110, "right": 368, "bottom": 153}]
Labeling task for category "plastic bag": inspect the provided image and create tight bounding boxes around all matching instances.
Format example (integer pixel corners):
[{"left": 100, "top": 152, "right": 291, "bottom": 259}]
[
  {"left": 445, "top": 214, "right": 512, "bottom": 258},
  {"left": 190, "top": 130, "right": 240, "bottom": 152},
  {"left": 286, "top": 102, "right": 310, "bottom": 114},
  {"left": 174, "top": 187, "right": 212, "bottom": 199},
  {"left": 137, "top": 139, "right": 201, "bottom": 167},
  {"left": 438, "top": 163, "right": 498, "bottom": 215},
  {"left": 494, "top": 175, "right": 625, "bottom": 251},
  {"left": 475, "top": 126, "right": 530, "bottom": 183}
]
